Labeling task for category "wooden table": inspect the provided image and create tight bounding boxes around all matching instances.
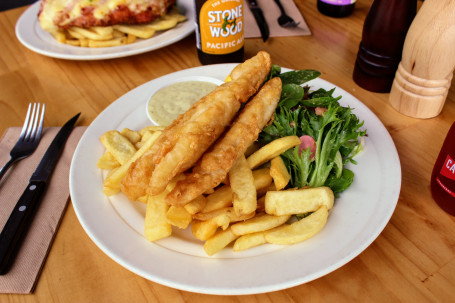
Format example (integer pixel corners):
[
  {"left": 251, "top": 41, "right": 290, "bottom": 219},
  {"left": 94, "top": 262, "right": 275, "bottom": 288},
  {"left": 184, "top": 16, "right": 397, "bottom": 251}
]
[{"left": 1, "top": 0, "right": 454, "bottom": 301}]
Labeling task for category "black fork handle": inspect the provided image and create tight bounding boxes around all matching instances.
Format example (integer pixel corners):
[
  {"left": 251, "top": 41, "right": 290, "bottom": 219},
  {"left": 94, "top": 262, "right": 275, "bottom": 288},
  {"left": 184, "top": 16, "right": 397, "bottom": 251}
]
[{"left": 274, "top": 0, "right": 286, "bottom": 14}]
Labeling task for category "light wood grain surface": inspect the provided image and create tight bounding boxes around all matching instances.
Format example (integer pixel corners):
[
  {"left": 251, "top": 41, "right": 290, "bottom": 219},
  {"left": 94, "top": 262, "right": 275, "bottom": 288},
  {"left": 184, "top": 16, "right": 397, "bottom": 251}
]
[
  {"left": 1, "top": 0, "right": 454, "bottom": 302},
  {"left": 389, "top": 0, "right": 455, "bottom": 118}
]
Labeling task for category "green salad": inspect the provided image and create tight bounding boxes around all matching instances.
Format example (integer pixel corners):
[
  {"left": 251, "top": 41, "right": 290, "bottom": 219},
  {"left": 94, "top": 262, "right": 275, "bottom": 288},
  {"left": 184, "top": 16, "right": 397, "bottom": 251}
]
[{"left": 259, "top": 65, "right": 367, "bottom": 194}]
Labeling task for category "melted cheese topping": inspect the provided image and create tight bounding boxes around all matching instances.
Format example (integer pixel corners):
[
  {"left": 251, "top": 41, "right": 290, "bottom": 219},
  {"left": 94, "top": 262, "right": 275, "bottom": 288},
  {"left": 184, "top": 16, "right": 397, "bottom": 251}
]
[{"left": 39, "top": 0, "right": 157, "bottom": 32}]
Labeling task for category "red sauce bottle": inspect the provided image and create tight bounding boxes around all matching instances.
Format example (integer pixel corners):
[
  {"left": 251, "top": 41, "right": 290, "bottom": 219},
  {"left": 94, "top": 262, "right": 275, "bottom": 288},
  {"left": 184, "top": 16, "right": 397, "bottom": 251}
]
[{"left": 431, "top": 122, "right": 455, "bottom": 216}]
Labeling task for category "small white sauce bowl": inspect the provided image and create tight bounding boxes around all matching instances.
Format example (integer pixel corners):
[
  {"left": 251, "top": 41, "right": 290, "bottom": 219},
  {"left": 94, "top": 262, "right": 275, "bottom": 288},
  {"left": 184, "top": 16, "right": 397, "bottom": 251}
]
[{"left": 146, "top": 76, "right": 225, "bottom": 125}]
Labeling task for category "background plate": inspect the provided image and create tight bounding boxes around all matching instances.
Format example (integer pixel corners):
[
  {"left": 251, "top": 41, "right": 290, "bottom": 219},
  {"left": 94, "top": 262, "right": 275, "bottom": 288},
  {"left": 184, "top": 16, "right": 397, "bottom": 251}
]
[
  {"left": 70, "top": 64, "right": 401, "bottom": 295},
  {"left": 15, "top": 0, "right": 195, "bottom": 60}
]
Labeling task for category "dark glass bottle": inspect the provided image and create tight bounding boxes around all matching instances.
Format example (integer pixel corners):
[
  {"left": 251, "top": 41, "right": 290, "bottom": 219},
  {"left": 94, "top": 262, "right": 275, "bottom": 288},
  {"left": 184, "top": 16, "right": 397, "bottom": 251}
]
[
  {"left": 317, "top": 0, "right": 356, "bottom": 18},
  {"left": 431, "top": 122, "right": 455, "bottom": 216},
  {"left": 195, "top": 0, "right": 244, "bottom": 65},
  {"left": 353, "top": 0, "right": 416, "bottom": 92}
]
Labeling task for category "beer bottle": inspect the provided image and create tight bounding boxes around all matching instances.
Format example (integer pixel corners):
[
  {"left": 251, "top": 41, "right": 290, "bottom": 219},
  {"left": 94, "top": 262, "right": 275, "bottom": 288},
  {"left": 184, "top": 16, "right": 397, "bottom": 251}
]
[
  {"left": 195, "top": 0, "right": 245, "bottom": 65},
  {"left": 317, "top": 0, "right": 356, "bottom": 18}
]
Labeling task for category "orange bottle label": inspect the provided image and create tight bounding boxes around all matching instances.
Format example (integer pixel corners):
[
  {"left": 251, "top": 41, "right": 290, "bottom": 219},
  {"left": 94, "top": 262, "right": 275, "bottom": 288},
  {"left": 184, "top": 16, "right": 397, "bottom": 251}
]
[{"left": 199, "top": 0, "right": 244, "bottom": 54}]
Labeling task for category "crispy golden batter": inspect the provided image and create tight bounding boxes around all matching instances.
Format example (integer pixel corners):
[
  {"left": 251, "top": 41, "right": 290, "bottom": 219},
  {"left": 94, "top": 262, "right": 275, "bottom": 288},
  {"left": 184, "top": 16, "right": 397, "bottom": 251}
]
[
  {"left": 166, "top": 77, "right": 282, "bottom": 207},
  {"left": 120, "top": 51, "right": 272, "bottom": 201}
]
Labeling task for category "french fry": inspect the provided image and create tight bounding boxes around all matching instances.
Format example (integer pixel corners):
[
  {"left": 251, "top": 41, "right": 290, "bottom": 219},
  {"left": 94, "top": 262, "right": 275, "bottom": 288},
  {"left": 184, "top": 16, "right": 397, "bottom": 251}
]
[
  {"left": 103, "top": 131, "right": 161, "bottom": 196},
  {"left": 113, "top": 24, "right": 156, "bottom": 39},
  {"left": 67, "top": 28, "right": 86, "bottom": 39},
  {"left": 100, "top": 130, "right": 137, "bottom": 165},
  {"left": 135, "top": 128, "right": 164, "bottom": 149},
  {"left": 257, "top": 183, "right": 276, "bottom": 198},
  {"left": 105, "top": 166, "right": 118, "bottom": 179},
  {"left": 191, "top": 214, "right": 230, "bottom": 241},
  {"left": 204, "top": 228, "right": 238, "bottom": 256},
  {"left": 192, "top": 208, "right": 255, "bottom": 241},
  {"left": 184, "top": 195, "right": 207, "bottom": 215},
  {"left": 147, "top": 18, "right": 178, "bottom": 31},
  {"left": 252, "top": 168, "right": 273, "bottom": 192},
  {"left": 256, "top": 195, "right": 266, "bottom": 213},
  {"left": 78, "top": 39, "right": 89, "bottom": 47},
  {"left": 92, "top": 26, "right": 114, "bottom": 36},
  {"left": 270, "top": 156, "right": 290, "bottom": 190},
  {"left": 247, "top": 136, "right": 301, "bottom": 169},
  {"left": 144, "top": 176, "right": 183, "bottom": 241},
  {"left": 52, "top": 30, "right": 66, "bottom": 43},
  {"left": 264, "top": 206, "right": 329, "bottom": 245},
  {"left": 194, "top": 208, "right": 224, "bottom": 221},
  {"left": 138, "top": 126, "right": 166, "bottom": 135},
  {"left": 193, "top": 207, "right": 254, "bottom": 222},
  {"left": 69, "top": 26, "right": 114, "bottom": 40},
  {"left": 233, "top": 231, "right": 267, "bottom": 251},
  {"left": 121, "top": 128, "right": 141, "bottom": 144},
  {"left": 97, "top": 152, "right": 120, "bottom": 170},
  {"left": 191, "top": 220, "right": 215, "bottom": 241},
  {"left": 88, "top": 38, "right": 125, "bottom": 48},
  {"left": 144, "top": 193, "right": 172, "bottom": 242},
  {"left": 265, "top": 187, "right": 334, "bottom": 216},
  {"left": 165, "top": 8, "right": 187, "bottom": 22},
  {"left": 65, "top": 39, "right": 82, "bottom": 46},
  {"left": 137, "top": 195, "right": 148, "bottom": 204},
  {"left": 166, "top": 206, "right": 192, "bottom": 229},
  {"left": 229, "top": 155, "right": 257, "bottom": 216},
  {"left": 126, "top": 33, "right": 136, "bottom": 44},
  {"left": 230, "top": 213, "right": 291, "bottom": 236},
  {"left": 228, "top": 209, "right": 256, "bottom": 222},
  {"left": 201, "top": 185, "right": 233, "bottom": 213},
  {"left": 201, "top": 169, "right": 273, "bottom": 214}
]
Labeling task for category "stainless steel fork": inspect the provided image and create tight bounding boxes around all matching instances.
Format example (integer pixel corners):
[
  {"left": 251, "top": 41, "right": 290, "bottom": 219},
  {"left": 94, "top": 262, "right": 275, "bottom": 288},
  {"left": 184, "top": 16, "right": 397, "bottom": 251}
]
[
  {"left": 0, "top": 103, "right": 45, "bottom": 182},
  {"left": 274, "top": 0, "right": 300, "bottom": 28}
]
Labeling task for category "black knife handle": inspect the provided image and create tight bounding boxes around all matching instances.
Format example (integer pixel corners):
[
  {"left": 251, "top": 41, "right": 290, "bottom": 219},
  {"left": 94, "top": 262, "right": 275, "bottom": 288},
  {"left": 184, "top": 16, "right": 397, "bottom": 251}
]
[{"left": 0, "top": 180, "right": 46, "bottom": 275}]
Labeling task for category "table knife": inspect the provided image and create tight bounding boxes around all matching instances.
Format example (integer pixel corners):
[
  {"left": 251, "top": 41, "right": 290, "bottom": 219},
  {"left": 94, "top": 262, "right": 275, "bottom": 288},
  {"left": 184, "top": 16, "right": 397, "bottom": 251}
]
[
  {"left": 0, "top": 113, "right": 80, "bottom": 275},
  {"left": 247, "top": 0, "right": 270, "bottom": 42}
]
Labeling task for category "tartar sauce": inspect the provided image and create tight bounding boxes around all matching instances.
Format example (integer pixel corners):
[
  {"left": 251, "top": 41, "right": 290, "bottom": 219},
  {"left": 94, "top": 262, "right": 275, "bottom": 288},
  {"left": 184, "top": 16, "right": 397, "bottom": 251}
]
[{"left": 148, "top": 81, "right": 219, "bottom": 126}]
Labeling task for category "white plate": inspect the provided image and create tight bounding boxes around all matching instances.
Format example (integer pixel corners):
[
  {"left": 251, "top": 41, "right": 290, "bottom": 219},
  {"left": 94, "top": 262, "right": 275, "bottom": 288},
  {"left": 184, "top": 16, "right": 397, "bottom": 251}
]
[
  {"left": 70, "top": 64, "right": 401, "bottom": 295},
  {"left": 15, "top": 0, "right": 195, "bottom": 60}
]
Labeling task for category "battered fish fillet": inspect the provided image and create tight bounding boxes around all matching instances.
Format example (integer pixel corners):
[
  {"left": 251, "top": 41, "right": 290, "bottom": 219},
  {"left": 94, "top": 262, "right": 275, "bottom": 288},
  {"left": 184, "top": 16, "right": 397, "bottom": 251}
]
[
  {"left": 120, "top": 51, "right": 272, "bottom": 201},
  {"left": 165, "top": 77, "right": 282, "bottom": 207}
]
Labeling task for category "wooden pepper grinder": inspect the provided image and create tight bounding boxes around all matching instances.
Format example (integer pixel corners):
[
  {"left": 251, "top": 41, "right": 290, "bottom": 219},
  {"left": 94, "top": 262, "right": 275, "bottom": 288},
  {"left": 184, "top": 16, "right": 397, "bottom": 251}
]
[{"left": 389, "top": 0, "right": 455, "bottom": 118}]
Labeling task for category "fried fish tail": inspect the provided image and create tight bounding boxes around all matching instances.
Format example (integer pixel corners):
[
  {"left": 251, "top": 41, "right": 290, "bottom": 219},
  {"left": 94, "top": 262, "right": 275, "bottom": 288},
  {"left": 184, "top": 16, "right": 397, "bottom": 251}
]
[
  {"left": 228, "top": 51, "right": 272, "bottom": 103},
  {"left": 229, "top": 51, "right": 271, "bottom": 83},
  {"left": 166, "top": 77, "right": 283, "bottom": 206}
]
